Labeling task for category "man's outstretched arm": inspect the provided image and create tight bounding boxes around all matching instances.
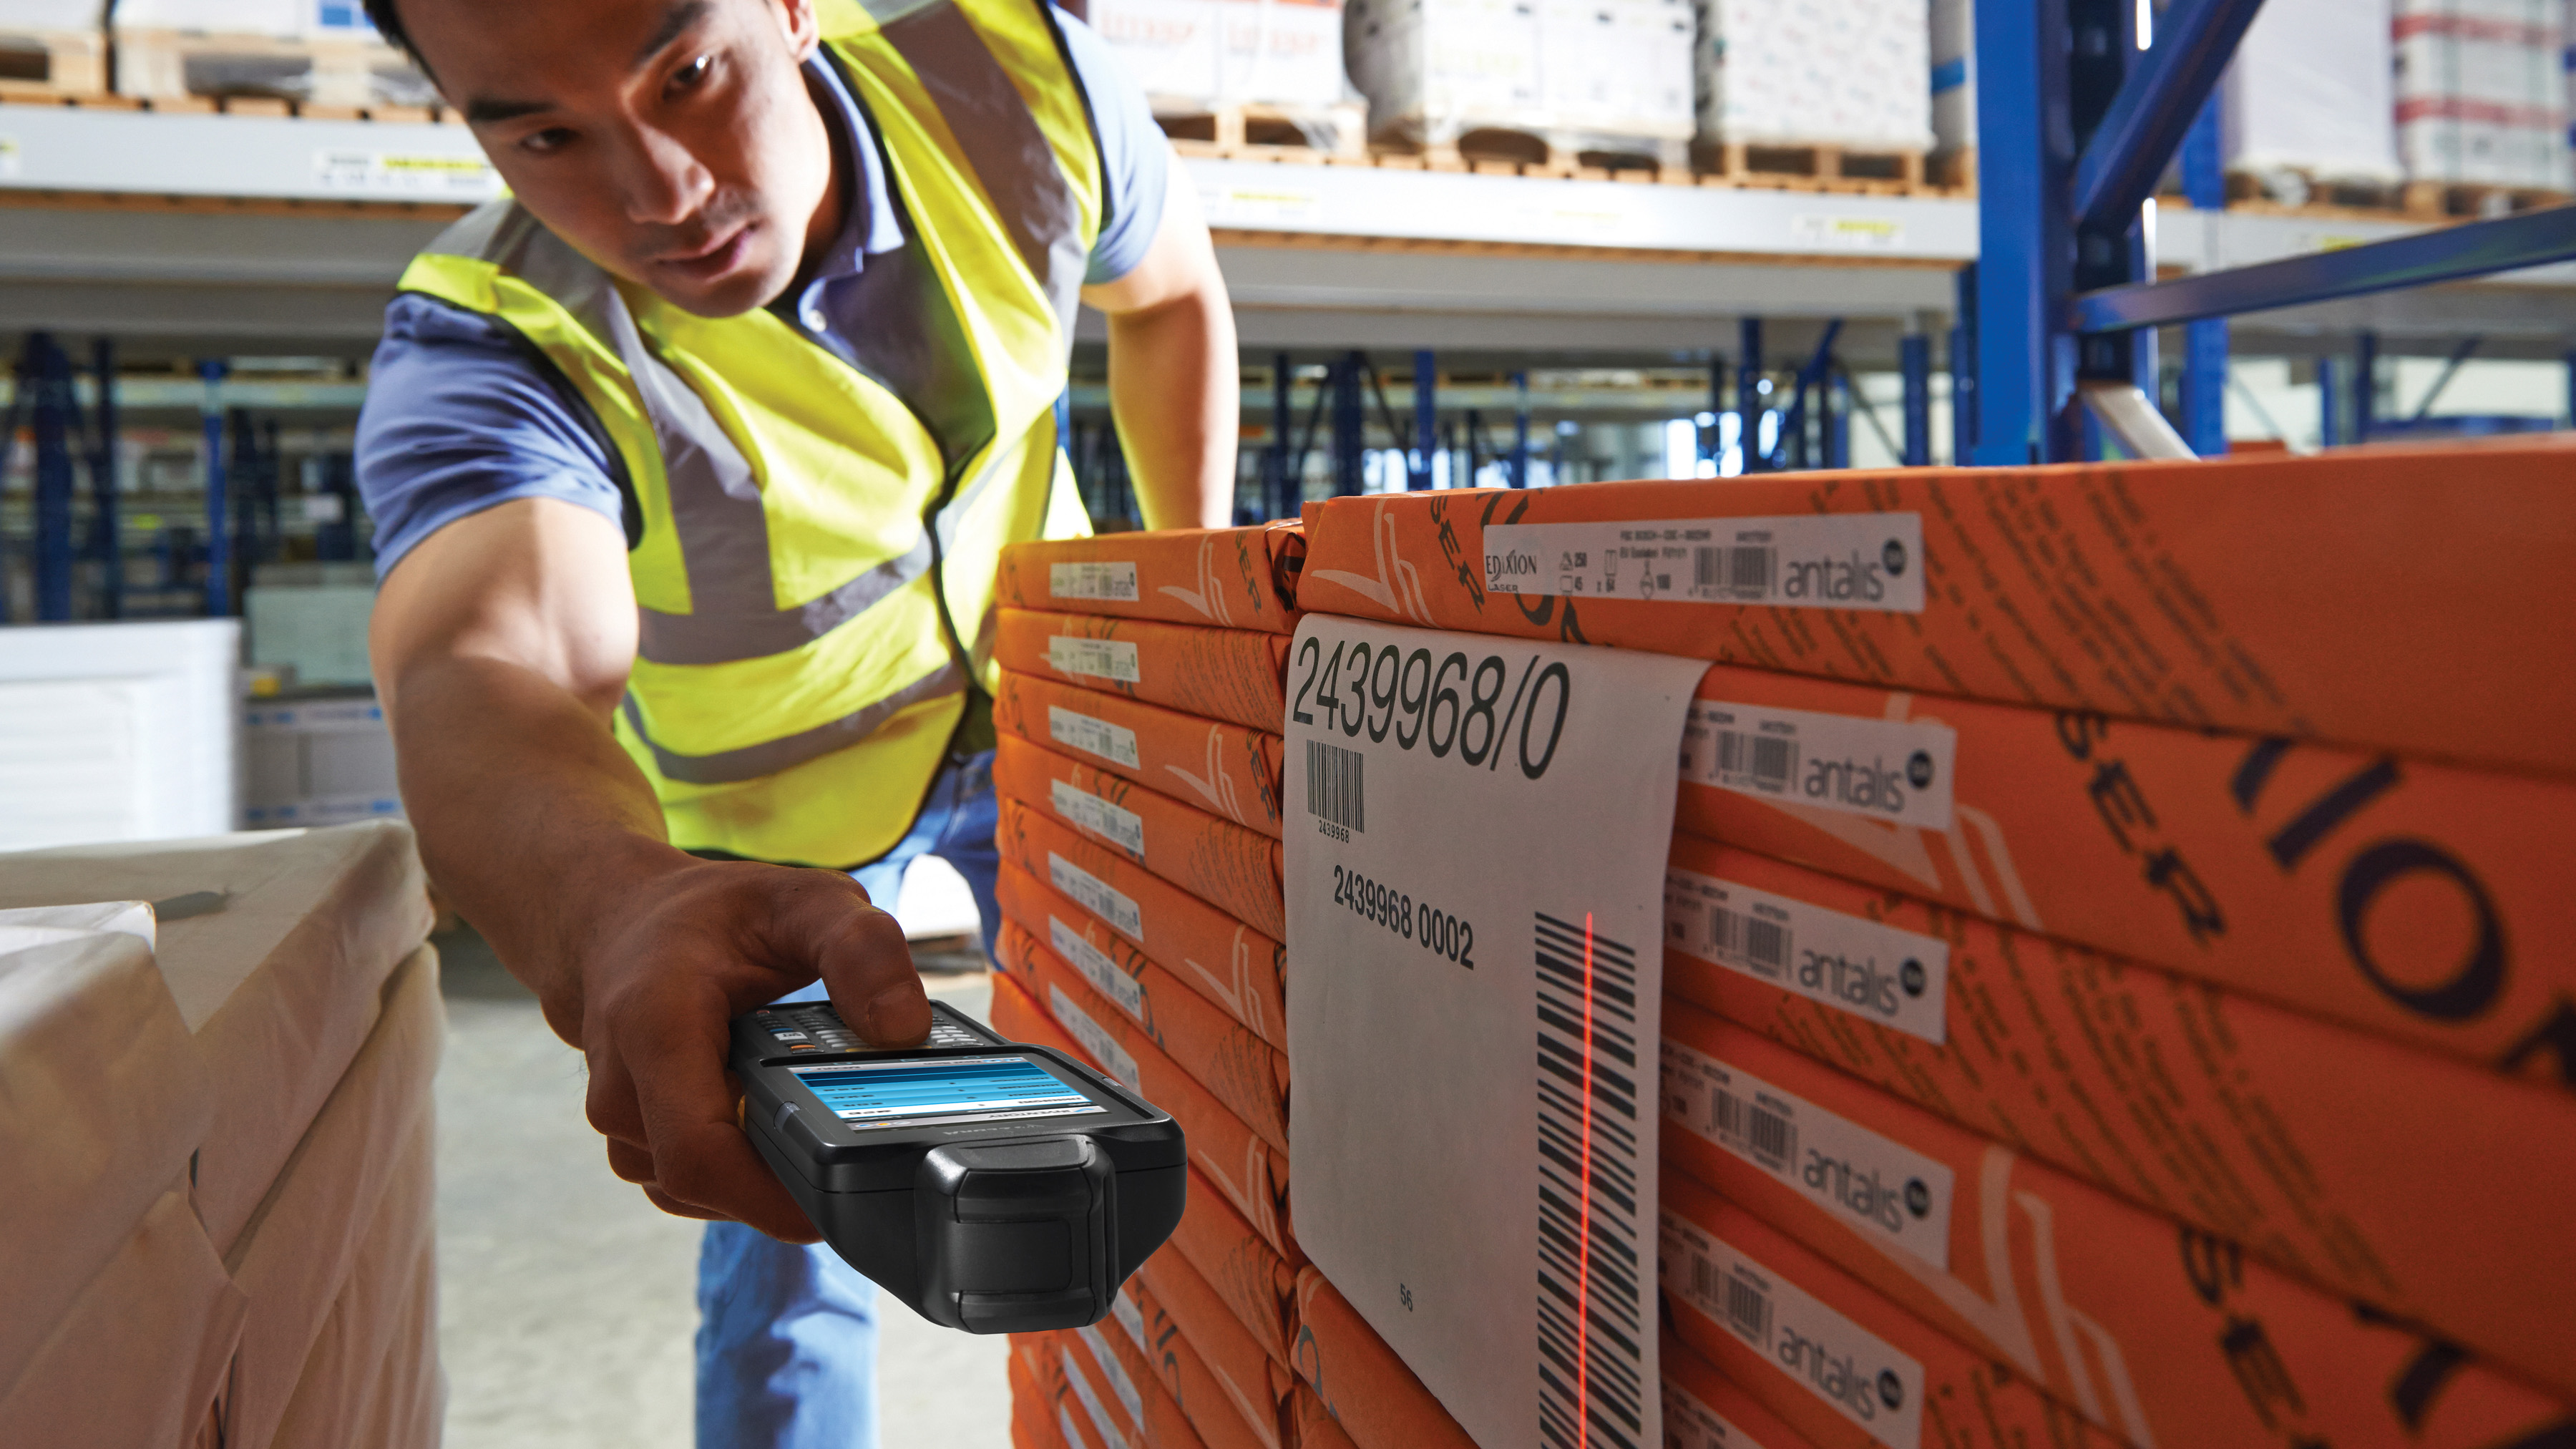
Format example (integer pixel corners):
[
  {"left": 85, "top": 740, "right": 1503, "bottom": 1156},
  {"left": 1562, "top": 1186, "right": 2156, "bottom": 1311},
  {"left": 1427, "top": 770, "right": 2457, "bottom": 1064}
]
[
  {"left": 1084, "top": 169, "right": 1240, "bottom": 531},
  {"left": 371, "top": 496, "right": 930, "bottom": 1240}
]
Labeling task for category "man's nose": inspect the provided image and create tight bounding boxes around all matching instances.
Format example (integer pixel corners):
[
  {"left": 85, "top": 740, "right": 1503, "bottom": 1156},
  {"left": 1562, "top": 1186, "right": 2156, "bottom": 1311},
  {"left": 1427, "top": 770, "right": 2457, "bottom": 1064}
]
[{"left": 618, "top": 125, "right": 716, "bottom": 228}]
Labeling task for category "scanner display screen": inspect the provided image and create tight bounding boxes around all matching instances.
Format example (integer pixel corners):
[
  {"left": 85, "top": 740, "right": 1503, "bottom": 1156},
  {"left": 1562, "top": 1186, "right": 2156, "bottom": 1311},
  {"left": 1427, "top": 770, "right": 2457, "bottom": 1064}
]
[{"left": 790, "top": 1055, "right": 1108, "bottom": 1131}]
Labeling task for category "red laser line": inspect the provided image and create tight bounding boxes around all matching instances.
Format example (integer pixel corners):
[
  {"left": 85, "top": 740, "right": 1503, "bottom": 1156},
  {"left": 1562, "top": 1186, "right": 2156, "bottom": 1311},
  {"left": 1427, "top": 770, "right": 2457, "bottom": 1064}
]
[{"left": 1576, "top": 910, "right": 1596, "bottom": 1449}]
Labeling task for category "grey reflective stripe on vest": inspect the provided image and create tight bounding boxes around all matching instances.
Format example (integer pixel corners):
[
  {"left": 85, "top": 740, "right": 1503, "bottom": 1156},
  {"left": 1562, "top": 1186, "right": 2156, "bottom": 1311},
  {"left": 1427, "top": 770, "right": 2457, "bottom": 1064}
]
[{"left": 620, "top": 661, "right": 967, "bottom": 786}]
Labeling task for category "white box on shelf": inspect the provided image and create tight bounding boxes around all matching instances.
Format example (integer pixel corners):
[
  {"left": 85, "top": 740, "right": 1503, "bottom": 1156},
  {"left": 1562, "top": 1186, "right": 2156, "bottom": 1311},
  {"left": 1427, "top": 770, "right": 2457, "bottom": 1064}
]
[
  {"left": 1345, "top": 0, "right": 1550, "bottom": 144},
  {"left": 1541, "top": 0, "right": 1694, "bottom": 142},
  {"left": 0, "top": 620, "right": 240, "bottom": 853},
  {"left": 1090, "top": 0, "right": 1347, "bottom": 110},
  {"left": 245, "top": 583, "right": 375, "bottom": 690},
  {"left": 112, "top": 0, "right": 434, "bottom": 107},
  {"left": 1696, "top": 0, "right": 1932, "bottom": 152},
  {"left": 2394, "top": 0, "right": 2570, "bottom": 190},
  {"left": 2222, "top": 0, "right": 2402, "bottom": 190}
]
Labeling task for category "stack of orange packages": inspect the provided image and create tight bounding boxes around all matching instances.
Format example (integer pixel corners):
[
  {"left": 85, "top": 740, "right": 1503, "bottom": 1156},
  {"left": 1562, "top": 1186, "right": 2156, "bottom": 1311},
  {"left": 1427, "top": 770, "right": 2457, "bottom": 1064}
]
[
  {"left": 1293, "top": 442, "right": 2576, "bottom": 1449},
  {"left": 984, "top": 523, "right": 1477, "bottom": 1449}
]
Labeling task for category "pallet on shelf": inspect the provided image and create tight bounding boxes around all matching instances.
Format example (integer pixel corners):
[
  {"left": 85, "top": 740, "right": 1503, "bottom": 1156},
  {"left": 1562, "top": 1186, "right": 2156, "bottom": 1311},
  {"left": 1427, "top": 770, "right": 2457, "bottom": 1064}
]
[
  {"left": 0, "top": 26, "right": 105, "bottom": 99},
  {"left": 1694, "top": 139, "right": 1931, "bottom": 194},
  {"left": 2400, "top": 178, "right": 2574, "bottom": 220},
  {"left": 112, "top": 26, "right": 434, "bottom": 111},
  {"left": 1365, "top": 123, "right": 1687, "bottom": 178},
  {"left": 2225, "top": 165, "right": 2406, "bottom": 215},
  {"left": 1156, "top": 97, "right": 1365, "bottom": 160},
  {"left": 1931, "top": 145, "right": 1975, "bottom": 189}
]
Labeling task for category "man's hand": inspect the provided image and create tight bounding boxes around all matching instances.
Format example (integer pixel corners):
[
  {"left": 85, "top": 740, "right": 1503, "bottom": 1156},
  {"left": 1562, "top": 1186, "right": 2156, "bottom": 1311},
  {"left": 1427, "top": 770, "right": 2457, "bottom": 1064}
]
[
  {"left": 567, "top": 855, "right": 929, "bottom": 1240},
  {"left": 372, "top": 496, "right": 928, "bottom": 1240}
]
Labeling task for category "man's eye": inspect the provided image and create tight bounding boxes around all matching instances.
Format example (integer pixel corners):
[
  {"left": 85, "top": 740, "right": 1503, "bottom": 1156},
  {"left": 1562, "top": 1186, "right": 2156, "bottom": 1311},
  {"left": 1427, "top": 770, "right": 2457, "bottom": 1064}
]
[
  {"left": 521, "top": 127, "right": 576, "bottom": 155},
  {"left": 670, "top": 55, "right": 713, "bottom": 93}
]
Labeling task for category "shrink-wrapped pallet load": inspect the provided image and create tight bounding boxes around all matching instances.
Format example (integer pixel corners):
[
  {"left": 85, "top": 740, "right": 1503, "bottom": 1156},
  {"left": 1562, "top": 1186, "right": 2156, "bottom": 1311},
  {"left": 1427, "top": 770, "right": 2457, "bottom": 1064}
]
[
  {"left": 2222, "top": 0, "right": 2406, "bottom": 203},
  {"left": 1695, "top": 0, "right": 1933, "bottom": 179},
  {"left": 112, "top": 0, "right": 436, "bottom": 109},
  {"left": 1342, "top": 0, "right": 1693, "bottom": 166},
  {"left": 0, "top": 1, "right": 106, "bottom": 97},
  {"left": 1088, "top": 0, "right": 1362, "bottom": 152},
  {"left": 2395, "top": 0, "right": 2573, "bottom": 196}
]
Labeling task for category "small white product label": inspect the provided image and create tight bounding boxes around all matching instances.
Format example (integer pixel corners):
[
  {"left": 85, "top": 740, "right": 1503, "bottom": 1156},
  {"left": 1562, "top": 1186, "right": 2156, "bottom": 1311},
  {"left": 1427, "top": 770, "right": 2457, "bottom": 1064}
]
[
  {"left": 1682, "top": 700, "right": 1956, "bottom": 831},
  {"left": 1663, "top": 1380, "right": 1769, "bottom": 1449},
  {"left": 1053, "top": 779, "right": 1146, "bottom": 855},
  {"left": 1659, "top": 1212, "right": 1926, "bottom": 1449},
  {"left": 1077, "top": 1325, "right": 1146, "bottom": 1429},
  {"left": 1050, "top": 983, "right": 1139, "bottom": 1088},
  {"left": 1049, "top": 706, "right": 1142, "bottom": 770},
  {"left": 1049, "top": 852, "right": 1144, "bottom": 940},
  {"left": 1052, "top": 560, "right": 1141, "bottom": 602},
  {"left": 1664, "top": 870, "right": 1949, "bottom": 1043},
  {"left": 1049, "top": 635, "right": 1142, "bottom": 684},
  {"left": 1662, "top": 1040, "right": 1955, "bottom": 1269},
  {"left": 1792, "top": 214, "right": 1907, "bottom": 251},
  {"left": 1483, "top": 514, "right": 1924, "bottom": 614},
  {"left": 1053, "top": 916, "right": 1145, "bottom": 1021},
  {"left": 1060, "top": 1345, "right": 1134, "bottom": 1448},
  {"left": 1112, "top": 1285, "right": 1148, "bottom": 1352},
  {"left": 312, "top": 148, "right": 499, "bottom": 197}
]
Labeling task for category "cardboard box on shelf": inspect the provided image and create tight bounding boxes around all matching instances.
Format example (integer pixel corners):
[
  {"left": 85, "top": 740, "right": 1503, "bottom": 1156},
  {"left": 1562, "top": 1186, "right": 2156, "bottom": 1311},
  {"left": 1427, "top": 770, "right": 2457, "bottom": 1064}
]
[
  {"left": 995, "top": 609, "right": 1290, "bottom": 734},
  {"left": 1293, "top": 444, "right": 2576, "bottom": 777},
  {"left": 1661, "top": 1324, "right": 1823, "bottom": 1449},
  {"left": 1000, "top": 523, "right": 1306, "bottom": 635},
  {"left": 995, "top": 733, "right": 1286, "bottom": 939},
  {"left": 995, "top": 669, "right": 1287, "bottom": 837},
  {"left": 1286, "top": 1269, "right": 1478, "bottom": 1449},
  {"left": 1661, "top": 998, "right": 2576, "bottom": 1445},
  {"left": 998, "top": 857, "right": 1287, "bottom": 1050},
  {"left": 1667, "top": 661, "right": 2576, "bottom": 1085},
  {"left": 986, "top": 964, "right": 1294, "bottom": 1259},
  {"left": 997, "top": 917, "right": 1289, "bottom": 1160},
  {"left": 1663, "top": 834, "right": 2576, "bottom": 1397},
  {"left": 1659, "top": 1170, "right": 2123, "bottom": 1449},
  {"left": 1138, "top": 1249, "right": 1299, "bottom": 1449}
]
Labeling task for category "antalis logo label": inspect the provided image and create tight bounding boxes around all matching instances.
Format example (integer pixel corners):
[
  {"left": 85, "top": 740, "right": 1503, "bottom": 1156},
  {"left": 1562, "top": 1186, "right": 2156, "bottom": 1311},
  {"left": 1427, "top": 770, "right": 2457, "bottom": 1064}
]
[
  {"left": 1665, "top": 869, "right": 1951, "bottom": 1043},
  {"left": 1684, "top": 701, "right": 1958, "bottom": 832},
  {"left": 1483, "top": 513, "right": 1926, "bottom": 614}
]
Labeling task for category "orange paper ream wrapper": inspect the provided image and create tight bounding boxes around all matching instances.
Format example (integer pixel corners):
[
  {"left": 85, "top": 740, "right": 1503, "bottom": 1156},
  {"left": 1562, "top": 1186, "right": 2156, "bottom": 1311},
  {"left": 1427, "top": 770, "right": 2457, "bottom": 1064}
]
[
  {"left": 1108, "top": 1270, "right": 1277, "bottom": 1449},
  {"left": 1139, "top": 1246, "right": 1299, "bottom": 1449},
  {"left": 1661, "top": 998, "right": 2576, "bottom": 1445},
  {"left": 1670, "top": 661, "right": 2576, "bottom": 1086},
  {"left": 1065, "top": 1309, "right": 1212, "bottom": 1449},
  {"left": 995, "top": 667, "right": 1287, "bottom": 837},
  {"left": 997, "top": 797, "right": 1290, "bottom": 1045},
  {"left": 985, "top": 951, "right": 1294, "bottom": 1262},
  {"left": 1659, "top": 1169, "right": 2122, "bottom": 1449},
  {"left": 1294, "top": 445, "right": 2576, "bottom": 776},
  {"left": 996, "top": 609, "right": 1290, "bottom": 734},
  {"left": 999, "top": 523, "right": 1306, "bottom": 635},
  {"left": 1008, "top": 1340, "right": 1066, "bottom": 1449},
  {"left": 1289, "top": 1269, "right": 1478, "bottom": 1449},
  {"left": 1289, "top": 1385, "right": 1360, "bottom": 1449},
  {"left": 995, "top": 733, "right": 1286, "bottom": 940},
  {"left": 1662, "top": 1324, "right": 1824, "bottom": 1449},
  {"left": 1664, "top": 834, "right": 2576, "bottom": 1397},
  {"left": 997, "top": 854, "right": 1287, "bottom": 1050}
]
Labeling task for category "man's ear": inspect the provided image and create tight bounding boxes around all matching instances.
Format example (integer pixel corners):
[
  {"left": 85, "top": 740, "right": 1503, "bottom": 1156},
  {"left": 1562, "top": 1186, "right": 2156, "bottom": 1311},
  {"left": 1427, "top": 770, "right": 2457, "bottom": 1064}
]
[{"left": 776, "top": 0, "right": 821, "bottom": 59}]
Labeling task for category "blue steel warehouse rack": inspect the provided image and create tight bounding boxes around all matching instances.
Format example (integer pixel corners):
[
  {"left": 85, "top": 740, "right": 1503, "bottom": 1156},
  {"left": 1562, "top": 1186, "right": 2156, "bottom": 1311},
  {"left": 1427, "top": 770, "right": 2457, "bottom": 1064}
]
[{"left": 1968, "top": 0, "right": 2576, "bottom": 465}]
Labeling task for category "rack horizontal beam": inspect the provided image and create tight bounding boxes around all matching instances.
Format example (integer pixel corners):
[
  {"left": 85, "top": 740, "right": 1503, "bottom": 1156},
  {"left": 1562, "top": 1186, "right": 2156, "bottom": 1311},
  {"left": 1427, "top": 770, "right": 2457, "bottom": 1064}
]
[
  {"left": 2072, "top": 0, "right": 2268, "bottom": 232},
  {"left": 2075, "top": 204, "right": 2576, "bottom": 330}
]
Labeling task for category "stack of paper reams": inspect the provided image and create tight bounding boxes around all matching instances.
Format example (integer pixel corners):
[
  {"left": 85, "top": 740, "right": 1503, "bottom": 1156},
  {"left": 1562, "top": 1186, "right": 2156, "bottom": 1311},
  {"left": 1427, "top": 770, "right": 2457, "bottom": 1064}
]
[
  {"left": 981, "top": 523, "right": 1478, "bottom": 1449},
  {"left": 1291, "top": 442, "right": 2576, "bottom": 1449}
]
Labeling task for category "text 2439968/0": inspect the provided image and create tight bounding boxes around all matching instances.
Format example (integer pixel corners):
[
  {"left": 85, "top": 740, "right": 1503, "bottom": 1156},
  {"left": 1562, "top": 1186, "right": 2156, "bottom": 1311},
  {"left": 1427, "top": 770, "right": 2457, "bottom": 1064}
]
[
  {"left": 1331, "top": 865, "right": 1478, "bottom": 969},
  {"left": 1294, "top": 637, "right": 1573, "bottom": 781}
]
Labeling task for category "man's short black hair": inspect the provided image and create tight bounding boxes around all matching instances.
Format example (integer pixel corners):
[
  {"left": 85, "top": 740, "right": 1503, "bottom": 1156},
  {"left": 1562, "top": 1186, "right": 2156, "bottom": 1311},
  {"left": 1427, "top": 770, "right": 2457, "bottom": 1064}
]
[{"left": 364, "top": 0, "right": 420, "bottom": 65}]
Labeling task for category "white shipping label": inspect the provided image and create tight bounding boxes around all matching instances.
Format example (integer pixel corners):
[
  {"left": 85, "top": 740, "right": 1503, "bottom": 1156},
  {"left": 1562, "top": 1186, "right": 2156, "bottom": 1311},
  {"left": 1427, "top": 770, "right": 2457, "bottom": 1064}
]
[
  {"left": 1049, "top": 635, "right": 1143, "bottom": 684},
  {"left": 1053, "top": 915, "right": 1146, "bottom": 1021},
  {"left": 1052, "top": 560, "right": 1141, "bottom": 602},
  {"left": 1061, "top": 1345, "right": 1135, "bottom": 1449},
  {"left": 1049, "top": 706, "right": 1142, "bottom": 770},
  {"left": 1661, "top": 1040, "right": 1955, "bottom": 1269},
  {"left": 1050, "top": 983, "right": 1140, "bottom": 1089},
  {"left": 1659, "top": 1213, "right": 1926, "bottom": 1449},
  {"left": 1053, "top": 779, "right": 1147, "bottom": 855},
  {"left": 1662, "top": 1380, "right": 1769, "bottom": 1449},
  {"left": 1078, "top": 1324, "right": 1146, "bottom": 1429},
  {"left": 1112, "top": 1285, "right": 1148, "bottom": 1352},
  {"left": 1483, "top": 514, "right": 1924, "bottom": 614},
  {"left": 1682, "top": 701, "right": 1956, "bottom": 831},
  {"left": 1664, "top": 870, "right": 1949, "bottom": 1044},
  {"left": 1287, "top": 615, "right": 1707, "bottom": 1449},
  {"left": 1050, "top": 852, "right": 1144, "bottom": 941}
]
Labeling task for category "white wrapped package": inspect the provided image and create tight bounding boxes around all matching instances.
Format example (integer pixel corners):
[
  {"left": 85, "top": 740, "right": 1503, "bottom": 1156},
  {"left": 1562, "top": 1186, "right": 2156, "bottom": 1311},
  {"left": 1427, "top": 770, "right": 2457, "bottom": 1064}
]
[
  {"left": 1346, "top": 0, "right": 1548, "bottom": 143},
  {"left": 0, "top": 821, "right": 434, "bottom": 1254},
  {"left": 2225, "top": 0, "right": 2402, "bottom": 187},
  {"left": 2396, "top": 0, "right": 2570, "bottom": 188},
  {"left": 1089, "top": 0, "right": 1347, "bottom": 109},
  {"left": 223, "top": 947, "right": 443, "bottom": 1449},
  {"left": 108, "top": 0, "right": 373, "bottom": 40},
  {"left": 1697, "top": 0, "right": 1932, "bottom": 151},
  {"left": 0, "top": 4, "right": 104, "bottom": 32},
  {"left": 268, "top": 1119, "right": 442, "bottom": 1449},
  {"left": 0, "top": 1175, "right": 249, "bottom": 1449},
  {"left": 1542, "top": 0, "right": 1695, "bottom": 141},
  {"left": 0, "top": 922, "right": 212, "bottom": 1385}
]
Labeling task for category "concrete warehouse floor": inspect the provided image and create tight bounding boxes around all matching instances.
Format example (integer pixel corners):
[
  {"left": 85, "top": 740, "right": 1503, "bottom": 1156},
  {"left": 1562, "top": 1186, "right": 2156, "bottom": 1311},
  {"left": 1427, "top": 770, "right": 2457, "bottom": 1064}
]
[{"left": 434, "top": 926, "right": 1010, "bottom": 1448}]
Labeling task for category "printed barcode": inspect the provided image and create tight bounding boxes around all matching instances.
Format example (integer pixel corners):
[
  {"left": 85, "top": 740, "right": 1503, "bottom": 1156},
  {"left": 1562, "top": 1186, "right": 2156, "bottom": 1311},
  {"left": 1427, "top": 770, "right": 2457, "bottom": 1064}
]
[
  {"left": 1533, "top": 911, "right": 1646, "bottom": 1449},
  {"left": 1713, "top": 1088, "right": 1796, "bottom": 1174},
  {"left": 1708, "top": 904, "right": 1790, "bottom": 976},
  {"left": 1724, "top": 1269, "right": 1772, "bottom": 1345},
  {"left": 1714, "top": 730, "right": 1798, "bottom": 793},
  {"left": 1692, "top": 545, "right": 1775, "bottom": 601},
  {"left": 1307, "top": 739, "right": 1366, "bottom": 834}
]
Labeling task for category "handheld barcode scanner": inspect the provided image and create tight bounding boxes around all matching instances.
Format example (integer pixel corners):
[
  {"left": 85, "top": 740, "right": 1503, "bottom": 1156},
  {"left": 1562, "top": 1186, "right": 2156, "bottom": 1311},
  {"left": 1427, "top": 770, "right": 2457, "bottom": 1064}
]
[{"left": 731, "top": 998, "right": 1185, "bottom": 1334}]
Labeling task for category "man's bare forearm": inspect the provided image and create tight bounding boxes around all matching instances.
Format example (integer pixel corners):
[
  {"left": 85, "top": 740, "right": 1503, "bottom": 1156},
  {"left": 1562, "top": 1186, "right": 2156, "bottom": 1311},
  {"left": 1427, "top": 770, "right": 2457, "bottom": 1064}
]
[{"left": 1106, "top": 286, "right": 1239, "bottom": 530}]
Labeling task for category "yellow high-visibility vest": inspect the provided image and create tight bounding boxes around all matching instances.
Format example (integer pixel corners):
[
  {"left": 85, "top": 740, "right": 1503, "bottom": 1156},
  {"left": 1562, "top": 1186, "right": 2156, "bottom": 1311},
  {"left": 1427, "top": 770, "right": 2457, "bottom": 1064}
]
[{"left": 397, "top": 0, "right": 1097, "bottom": 867}]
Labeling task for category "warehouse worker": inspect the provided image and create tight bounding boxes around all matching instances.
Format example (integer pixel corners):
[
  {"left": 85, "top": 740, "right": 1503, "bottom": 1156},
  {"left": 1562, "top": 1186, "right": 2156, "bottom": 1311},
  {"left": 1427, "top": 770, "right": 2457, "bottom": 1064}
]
[{"left": 350, "top": 0, "right": 1235, "bottom": 1439}]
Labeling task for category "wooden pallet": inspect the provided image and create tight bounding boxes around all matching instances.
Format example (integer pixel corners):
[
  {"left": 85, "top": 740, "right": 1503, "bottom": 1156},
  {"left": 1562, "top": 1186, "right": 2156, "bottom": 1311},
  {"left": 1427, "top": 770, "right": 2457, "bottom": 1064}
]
[
  {"left": 2225, "top": 167, "right": 2408, "bottom": 216},
  {"left": 2401, "top": 179, "right": 2573, "bottom": 220},
  {"left": 1157, "top": 99, "right": 1367, "bottom": 161},
  {"left": 1382, "top": 125, "right": 1689, "bottom": 180},
  {"left": 1932, "top": 147, "right": 1976, "bottom": 190},
  {"left": 1697, "top": 140, "right": 1933, "bottom": 195},
  {"left": 114, "top": 28, "right": 437, "bottom": 112},
  {"left": 0, "top": 28, "right": 107, "bottom": 99}
]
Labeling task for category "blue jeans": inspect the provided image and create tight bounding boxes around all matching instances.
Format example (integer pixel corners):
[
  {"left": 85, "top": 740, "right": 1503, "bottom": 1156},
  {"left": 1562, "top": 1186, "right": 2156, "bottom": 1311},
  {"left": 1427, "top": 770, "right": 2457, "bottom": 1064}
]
[{"left": 695, "top": 750, "right": 1001, "bottom": 1449}]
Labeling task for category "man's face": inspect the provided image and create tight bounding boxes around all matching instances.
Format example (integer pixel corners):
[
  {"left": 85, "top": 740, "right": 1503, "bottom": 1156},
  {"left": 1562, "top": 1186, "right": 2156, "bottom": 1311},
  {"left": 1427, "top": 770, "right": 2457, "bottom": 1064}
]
[{"left": 403, "top": 0, "right": 838, "bottom": 317}]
